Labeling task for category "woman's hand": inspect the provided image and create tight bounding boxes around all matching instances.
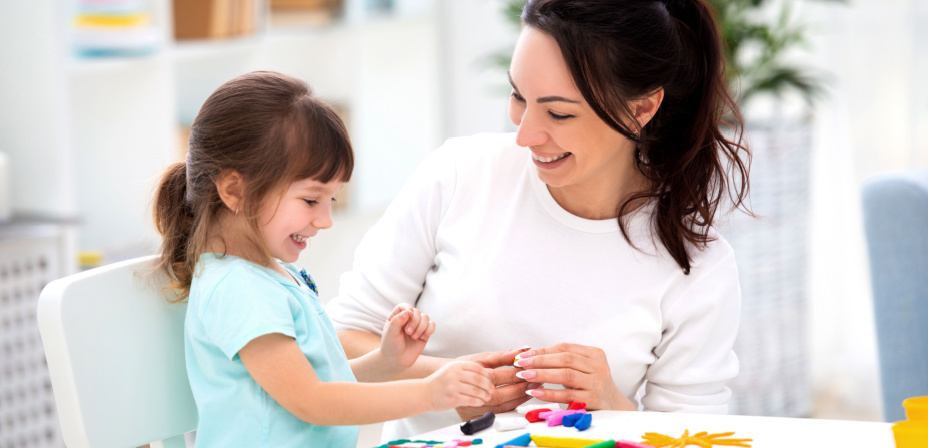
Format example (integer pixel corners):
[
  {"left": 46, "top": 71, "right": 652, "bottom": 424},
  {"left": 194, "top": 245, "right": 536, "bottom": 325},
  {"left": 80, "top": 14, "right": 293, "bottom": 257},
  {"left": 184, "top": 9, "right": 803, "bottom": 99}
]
[
  {"left": 453, "top": 348, "right": 536, "bottom": 421},
  {"left": 514, "top": 343, "right": 636, "bottom": 411},
  {"left": 380, "top": 304, "right": 435, "bottom": 370}
]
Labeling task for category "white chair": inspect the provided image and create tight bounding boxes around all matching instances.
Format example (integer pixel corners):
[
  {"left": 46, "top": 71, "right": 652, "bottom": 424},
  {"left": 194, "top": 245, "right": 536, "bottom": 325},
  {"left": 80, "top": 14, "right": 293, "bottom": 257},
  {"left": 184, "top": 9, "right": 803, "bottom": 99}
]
[{"left": 37, "top": 255, "right": 196, "bottom": 448}]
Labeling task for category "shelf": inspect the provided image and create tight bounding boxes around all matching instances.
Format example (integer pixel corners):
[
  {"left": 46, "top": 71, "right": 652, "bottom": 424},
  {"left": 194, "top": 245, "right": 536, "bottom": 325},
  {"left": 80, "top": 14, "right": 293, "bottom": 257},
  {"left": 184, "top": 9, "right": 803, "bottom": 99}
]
[
  {"left": 68, "top": 51, "right": 168, "bottom": 75},
  {"left": 171, "top": 34, "right": 266, "bottom": 61}
]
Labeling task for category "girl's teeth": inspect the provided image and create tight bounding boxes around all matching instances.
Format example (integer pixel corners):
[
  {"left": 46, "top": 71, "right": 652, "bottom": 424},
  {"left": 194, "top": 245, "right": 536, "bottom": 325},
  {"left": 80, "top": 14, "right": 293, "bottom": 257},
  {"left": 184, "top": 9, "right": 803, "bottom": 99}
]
[{"left": 292, "top": 234, "right": 306, "bottom": 243}]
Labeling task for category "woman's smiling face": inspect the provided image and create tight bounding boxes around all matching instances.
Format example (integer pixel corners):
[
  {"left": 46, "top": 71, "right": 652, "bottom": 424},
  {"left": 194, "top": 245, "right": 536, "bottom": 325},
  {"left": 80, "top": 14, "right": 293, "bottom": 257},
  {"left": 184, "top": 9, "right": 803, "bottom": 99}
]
[{"left": 508, "top": 26, "right": 636, "bottom": 195}]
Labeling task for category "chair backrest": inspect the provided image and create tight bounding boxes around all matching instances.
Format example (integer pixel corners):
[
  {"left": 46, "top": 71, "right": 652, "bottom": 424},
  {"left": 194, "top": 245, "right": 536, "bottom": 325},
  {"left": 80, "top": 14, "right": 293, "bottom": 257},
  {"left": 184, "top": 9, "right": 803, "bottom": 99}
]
[
  {"left": 862, "top": 167, "right": 928, "bottom": 422},
  {"left": 37, "top": 256, "right": 196, "bottom": 448}
]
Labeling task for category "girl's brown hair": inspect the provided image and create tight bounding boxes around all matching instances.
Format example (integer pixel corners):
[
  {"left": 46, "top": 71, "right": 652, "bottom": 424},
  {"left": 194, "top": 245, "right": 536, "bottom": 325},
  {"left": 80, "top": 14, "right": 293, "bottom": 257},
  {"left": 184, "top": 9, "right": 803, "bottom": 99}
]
[
  {"left": 153, "top": 71, "right": 354, "bottom": 301},
  {"left": 522, "top": 0, "right": 751, "bottom": 274}
]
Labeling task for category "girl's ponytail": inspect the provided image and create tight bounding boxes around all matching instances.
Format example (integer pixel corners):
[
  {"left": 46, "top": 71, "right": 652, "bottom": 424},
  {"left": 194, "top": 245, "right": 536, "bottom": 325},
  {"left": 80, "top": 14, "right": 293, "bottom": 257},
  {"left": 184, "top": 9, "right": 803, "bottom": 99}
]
[{"left": 152, "top": 162, "right": 196, "bottom": 302}]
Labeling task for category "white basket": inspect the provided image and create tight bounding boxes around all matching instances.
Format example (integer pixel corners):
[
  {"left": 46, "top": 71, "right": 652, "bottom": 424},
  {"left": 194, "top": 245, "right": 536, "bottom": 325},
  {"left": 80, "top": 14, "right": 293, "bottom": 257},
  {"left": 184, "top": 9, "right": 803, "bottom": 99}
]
[{"left": 720, "top": 119, "right": 813, "bottom": 417}]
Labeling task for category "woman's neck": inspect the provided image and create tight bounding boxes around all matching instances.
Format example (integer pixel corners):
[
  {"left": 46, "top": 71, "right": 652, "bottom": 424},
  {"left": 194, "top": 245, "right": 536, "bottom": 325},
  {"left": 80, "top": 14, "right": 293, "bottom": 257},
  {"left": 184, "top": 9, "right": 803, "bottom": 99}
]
[{"left": 548, "top": 160, "right": 650, "bottom": 221}]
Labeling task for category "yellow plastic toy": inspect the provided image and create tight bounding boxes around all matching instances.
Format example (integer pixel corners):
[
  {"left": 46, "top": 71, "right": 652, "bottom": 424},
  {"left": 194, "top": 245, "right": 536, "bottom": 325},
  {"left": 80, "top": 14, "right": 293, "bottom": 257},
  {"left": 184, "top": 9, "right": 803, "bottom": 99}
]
[{"left": 893, "top": 396, "right": 928, "bottom": 448}]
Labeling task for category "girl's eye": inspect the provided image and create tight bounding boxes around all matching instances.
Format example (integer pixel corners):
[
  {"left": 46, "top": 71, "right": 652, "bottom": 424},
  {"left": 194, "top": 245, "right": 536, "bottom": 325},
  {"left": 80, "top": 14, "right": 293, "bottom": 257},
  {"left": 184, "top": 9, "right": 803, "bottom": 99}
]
[
  {"left": 510, "top": 91, "right": 525, "bottom": 102},
  {"left": 549, "top": 111, "right": 575, "bottom": 121},
  {"left": 303, "top": 199, "right": 318, "bottom": 206}
]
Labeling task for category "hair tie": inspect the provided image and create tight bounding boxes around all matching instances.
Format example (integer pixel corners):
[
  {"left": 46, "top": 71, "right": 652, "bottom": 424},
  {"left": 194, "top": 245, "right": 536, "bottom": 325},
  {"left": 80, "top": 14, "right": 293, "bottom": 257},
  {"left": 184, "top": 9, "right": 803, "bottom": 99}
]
[{"left": 184, "top": 152, "right": 194, "bottom": 203}]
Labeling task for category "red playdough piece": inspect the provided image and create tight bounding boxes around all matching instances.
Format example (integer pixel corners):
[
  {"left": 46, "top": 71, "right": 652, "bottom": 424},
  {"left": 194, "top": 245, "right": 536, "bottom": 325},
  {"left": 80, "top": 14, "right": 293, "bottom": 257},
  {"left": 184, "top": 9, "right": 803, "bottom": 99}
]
[
  {"left": 567, "top": 401, "right": 587, "bottom": 410},
  {"left": 524, "top": 408, "right": 552, "bottom": 423}
]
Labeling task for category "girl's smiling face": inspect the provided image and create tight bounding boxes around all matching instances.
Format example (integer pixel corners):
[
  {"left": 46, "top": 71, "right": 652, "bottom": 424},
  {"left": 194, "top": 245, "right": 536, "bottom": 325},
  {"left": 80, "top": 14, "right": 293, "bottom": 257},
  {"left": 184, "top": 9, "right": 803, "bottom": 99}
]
[
  {"left": 507, "top": 26, "right": 637, "bottom": 200},
  {"left": 258, "top": 177, "right": 343, "bottom": 263}
]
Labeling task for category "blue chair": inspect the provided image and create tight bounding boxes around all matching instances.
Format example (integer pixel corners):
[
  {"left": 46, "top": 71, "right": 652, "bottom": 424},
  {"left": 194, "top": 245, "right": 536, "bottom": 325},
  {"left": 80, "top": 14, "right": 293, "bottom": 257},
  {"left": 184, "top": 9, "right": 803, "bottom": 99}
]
[
  {"left": 862, "top": 167, "right": 928, "bottom": 422},
  {"left": 36, "top": 256, "right": 196, "bottom": 447}
]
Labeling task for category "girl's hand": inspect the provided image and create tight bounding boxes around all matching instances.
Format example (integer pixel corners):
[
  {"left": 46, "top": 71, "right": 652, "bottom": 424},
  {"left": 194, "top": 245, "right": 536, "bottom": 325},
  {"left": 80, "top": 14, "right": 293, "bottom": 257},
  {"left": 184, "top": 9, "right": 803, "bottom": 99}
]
[
  {"left": 424, "top": 361, "right": 494, "bottom": 412},
  {"left": 380, "top": 304, "right": 435, "bottom": 370},
  {"left": 454, "top": 348, "right": 534, "bottom": 421},
  {"left": 514, "top": 343, "right": 636, "bottom": 411}
]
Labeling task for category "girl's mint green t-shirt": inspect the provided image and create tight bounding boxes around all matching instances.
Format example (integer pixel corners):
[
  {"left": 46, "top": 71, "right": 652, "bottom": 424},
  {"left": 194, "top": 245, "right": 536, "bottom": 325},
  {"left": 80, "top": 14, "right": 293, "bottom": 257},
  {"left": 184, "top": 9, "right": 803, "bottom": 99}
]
[{"left": 185, "top": 253, "right": 358, "bottom": 448}]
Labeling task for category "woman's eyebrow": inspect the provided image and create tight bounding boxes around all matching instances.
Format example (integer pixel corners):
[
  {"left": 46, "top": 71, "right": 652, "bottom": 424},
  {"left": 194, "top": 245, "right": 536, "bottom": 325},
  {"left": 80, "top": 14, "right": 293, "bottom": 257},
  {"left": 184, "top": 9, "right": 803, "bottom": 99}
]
[{"left": 507, "top": 71, "right": 580, "bottom": 104}]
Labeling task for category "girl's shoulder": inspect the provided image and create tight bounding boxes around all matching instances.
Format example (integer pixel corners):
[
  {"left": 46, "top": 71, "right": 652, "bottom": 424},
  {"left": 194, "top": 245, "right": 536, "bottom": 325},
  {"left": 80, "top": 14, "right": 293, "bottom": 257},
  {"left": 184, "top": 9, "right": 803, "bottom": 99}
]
[{"left": 192, "top": 254, "right": 288, "bottom": 297}]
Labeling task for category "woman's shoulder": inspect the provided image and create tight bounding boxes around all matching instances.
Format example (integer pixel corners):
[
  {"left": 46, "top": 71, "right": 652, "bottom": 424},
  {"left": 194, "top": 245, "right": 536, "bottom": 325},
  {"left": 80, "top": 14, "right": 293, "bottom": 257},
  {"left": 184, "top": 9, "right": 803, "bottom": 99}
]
[
  {"left": 688, "top": 229, "right": 737, "bottom": 277},
  {"left": 429, "top": 132, "right": 523, "bottom": 169}
]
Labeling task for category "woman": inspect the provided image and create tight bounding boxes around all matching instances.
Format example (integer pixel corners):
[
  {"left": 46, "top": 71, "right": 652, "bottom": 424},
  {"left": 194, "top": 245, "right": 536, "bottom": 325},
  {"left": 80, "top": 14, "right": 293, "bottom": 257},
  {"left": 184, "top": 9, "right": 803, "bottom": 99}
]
[{"left": 326, "top": 0, "right": 750, "bottom": 439}]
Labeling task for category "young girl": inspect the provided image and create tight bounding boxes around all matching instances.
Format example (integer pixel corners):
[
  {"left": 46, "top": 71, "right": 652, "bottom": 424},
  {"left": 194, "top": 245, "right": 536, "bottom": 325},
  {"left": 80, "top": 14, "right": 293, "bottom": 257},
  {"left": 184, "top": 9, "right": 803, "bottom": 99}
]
[{"left": 151, "top": 71, "right": 494, "bottom": 447}]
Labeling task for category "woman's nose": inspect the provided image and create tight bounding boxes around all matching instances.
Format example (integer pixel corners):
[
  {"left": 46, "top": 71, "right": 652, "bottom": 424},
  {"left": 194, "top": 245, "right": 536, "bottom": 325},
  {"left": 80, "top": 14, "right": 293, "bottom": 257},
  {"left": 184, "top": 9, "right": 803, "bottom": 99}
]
[{"left": 514, "top": 110, "right": 549, "bottom": 148}]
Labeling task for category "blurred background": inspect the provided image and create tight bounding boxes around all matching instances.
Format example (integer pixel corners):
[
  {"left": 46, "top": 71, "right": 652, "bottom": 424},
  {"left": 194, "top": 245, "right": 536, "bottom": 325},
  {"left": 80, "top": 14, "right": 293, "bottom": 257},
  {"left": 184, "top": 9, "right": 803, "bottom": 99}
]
[{"left": 1, "top": 0, "right": 926, "bottom": 447}]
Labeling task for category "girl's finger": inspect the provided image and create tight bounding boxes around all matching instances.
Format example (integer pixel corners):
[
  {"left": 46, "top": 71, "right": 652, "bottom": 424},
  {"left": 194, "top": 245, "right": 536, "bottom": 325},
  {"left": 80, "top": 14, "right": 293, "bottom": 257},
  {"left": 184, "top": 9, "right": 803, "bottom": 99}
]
[
  {"left": 387, "top": 303, "right": 412, "bottom": 320},
  {"left": 405, "top": 308, "right": 422, "bottom": 335},
  {"left": 420, "top": 321, "right": 436, "bottom": 342},
  {"left": 413, "top": 312, "right": 431, "bottom": 339},
  {"left": 384, "top": 309, "right": 411, "bottom": 336}
]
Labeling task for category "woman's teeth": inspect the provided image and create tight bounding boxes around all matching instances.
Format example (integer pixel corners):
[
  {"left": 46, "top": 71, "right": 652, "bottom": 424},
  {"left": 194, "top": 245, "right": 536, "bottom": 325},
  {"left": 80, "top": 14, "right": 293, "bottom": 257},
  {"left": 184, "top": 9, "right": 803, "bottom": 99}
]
[{"left": 532, "top": 152, "right": 570, "bottom": 163}]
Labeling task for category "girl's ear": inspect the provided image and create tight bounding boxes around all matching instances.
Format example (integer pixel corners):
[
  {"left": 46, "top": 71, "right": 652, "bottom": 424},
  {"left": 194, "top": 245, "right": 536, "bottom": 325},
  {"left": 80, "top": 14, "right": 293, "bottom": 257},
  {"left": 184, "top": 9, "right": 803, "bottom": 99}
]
[
  {"left": 632, "top": 87, "right": 665, "bottom": 129},
  {"left": 215, "top": 169, "right": 245, "bottom": 213}
]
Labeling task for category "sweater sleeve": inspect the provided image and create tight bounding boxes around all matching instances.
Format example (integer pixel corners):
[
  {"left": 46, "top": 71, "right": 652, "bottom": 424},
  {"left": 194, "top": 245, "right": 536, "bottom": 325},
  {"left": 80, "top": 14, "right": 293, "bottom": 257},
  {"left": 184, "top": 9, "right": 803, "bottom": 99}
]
[
  {"left": 641, "top": 246, "right": 741, "bottom": 413},
  {"left": 325, "top": 141, "right": 459, "bottom": 336}
]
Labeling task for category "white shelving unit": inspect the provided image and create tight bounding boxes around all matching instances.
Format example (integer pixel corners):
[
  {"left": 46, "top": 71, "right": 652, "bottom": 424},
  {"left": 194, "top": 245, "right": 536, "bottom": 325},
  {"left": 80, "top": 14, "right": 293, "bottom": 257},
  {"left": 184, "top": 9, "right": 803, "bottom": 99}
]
[{"left": 0, "top": 0, "right": 460, "bottom": 264}]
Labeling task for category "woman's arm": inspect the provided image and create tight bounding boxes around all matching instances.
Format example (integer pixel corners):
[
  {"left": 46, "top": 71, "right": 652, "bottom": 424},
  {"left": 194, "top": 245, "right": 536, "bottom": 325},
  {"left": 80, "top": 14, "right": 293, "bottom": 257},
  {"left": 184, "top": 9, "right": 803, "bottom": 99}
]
[
  {"left": 239, "top": 333, "right": 493, "bottom": 426},
  {"left": 518, "top": 248, "right": 741, "bottom": 413}
]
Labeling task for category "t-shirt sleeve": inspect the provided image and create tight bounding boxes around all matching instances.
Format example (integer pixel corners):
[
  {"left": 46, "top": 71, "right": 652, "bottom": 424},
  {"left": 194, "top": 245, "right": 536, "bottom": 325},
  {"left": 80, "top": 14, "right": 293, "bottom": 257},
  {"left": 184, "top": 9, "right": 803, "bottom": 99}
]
[
  {"left": 199, "top": 267, "right": 297, "bottom": 360},
  {"left": 641, "top": 246, "right": 741, "bottom": 413},
  {"left": 325, "top": 139, "right": 460, "bottom": 335}
]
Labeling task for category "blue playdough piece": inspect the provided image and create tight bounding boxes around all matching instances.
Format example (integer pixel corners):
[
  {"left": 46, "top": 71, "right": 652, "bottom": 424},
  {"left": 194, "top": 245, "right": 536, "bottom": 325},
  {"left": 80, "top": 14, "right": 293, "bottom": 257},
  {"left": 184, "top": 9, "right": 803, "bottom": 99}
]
[
  {"left": 562, "top": 413, "right": 583, "bottom": 427},
  {"left": 494, "top": 432, "right": 531, "bottom": 448},
  {"left": 575, "top": 413, "right": 593, "bottom": 431}
]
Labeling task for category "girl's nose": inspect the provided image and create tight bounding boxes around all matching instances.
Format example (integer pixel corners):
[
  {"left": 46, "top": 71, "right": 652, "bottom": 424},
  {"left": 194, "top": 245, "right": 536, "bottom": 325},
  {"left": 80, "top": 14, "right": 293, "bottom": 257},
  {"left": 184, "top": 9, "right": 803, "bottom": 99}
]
[{"left": 312, "top": 205, "right": 333, "bottom": 229}]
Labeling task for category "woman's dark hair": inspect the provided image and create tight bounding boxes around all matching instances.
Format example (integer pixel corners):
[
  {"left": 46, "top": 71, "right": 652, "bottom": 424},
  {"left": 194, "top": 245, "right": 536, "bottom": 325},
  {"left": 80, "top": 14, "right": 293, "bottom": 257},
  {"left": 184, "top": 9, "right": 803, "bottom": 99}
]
[
  {"left": 522, "top": 0, "right": 751, "bottom": 274},
  {"left": 152, "top": 71, "right": 354, "bottom": 301}
]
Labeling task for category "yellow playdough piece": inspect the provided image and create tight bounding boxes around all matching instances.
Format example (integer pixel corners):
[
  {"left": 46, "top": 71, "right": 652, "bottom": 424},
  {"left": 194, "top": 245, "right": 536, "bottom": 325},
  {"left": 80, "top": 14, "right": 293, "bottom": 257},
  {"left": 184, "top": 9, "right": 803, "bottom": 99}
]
[
  {"left": 641, "top": 429, "right": 753, "bottom": 448},
  {"left": 529, "top": 434, "right": 606, "bottom": 447}
]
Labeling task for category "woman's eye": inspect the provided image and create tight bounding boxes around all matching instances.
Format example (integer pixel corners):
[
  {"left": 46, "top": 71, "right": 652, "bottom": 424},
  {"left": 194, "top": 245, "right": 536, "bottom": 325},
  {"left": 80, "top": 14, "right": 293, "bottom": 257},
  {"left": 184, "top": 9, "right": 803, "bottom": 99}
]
[
  {"left": 549, "top": 111, "right": 575, "bottom": 120},
  {"left": 510, "top": 91, "right": 525, "bottom": 102}
]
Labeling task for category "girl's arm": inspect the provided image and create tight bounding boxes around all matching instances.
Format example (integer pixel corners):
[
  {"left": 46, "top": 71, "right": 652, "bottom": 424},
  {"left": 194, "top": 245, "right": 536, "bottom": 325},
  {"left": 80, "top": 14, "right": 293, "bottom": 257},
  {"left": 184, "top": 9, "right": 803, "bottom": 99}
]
[
  {"left": 238, "top": 333, "right": 493, "bottom": 426},
  {"left": 339, "top": 329, "right": 449, "bottom": 380},
  {"left": 349, "top": 305, "right": 436, "bottom": 382}
]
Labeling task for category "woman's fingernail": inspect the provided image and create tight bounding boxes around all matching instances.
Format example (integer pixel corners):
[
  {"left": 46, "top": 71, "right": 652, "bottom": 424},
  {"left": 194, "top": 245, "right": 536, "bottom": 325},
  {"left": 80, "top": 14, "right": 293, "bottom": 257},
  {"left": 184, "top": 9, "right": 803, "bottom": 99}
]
[
  {"left": 514, "top": 357, "right": 533, "bottom": 367},
  {"left": 515, "top": 350, "right": 535, "bottom": 360},
  {"left": 515, "top": 370, "right": 536, "bottom": 380},
  {"left": 526, "top": 389, "right": 545, "bottom": 398},
  {"left": 527, "top": 382, "right": 542, "bottom": 390}
]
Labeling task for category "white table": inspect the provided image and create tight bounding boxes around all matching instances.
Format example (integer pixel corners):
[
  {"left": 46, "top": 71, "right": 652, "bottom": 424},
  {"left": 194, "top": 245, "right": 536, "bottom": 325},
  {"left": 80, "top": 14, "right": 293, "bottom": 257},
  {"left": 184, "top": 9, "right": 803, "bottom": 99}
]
[{"left": 411, "top": 410, "right": 894, "bottom": 447}]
